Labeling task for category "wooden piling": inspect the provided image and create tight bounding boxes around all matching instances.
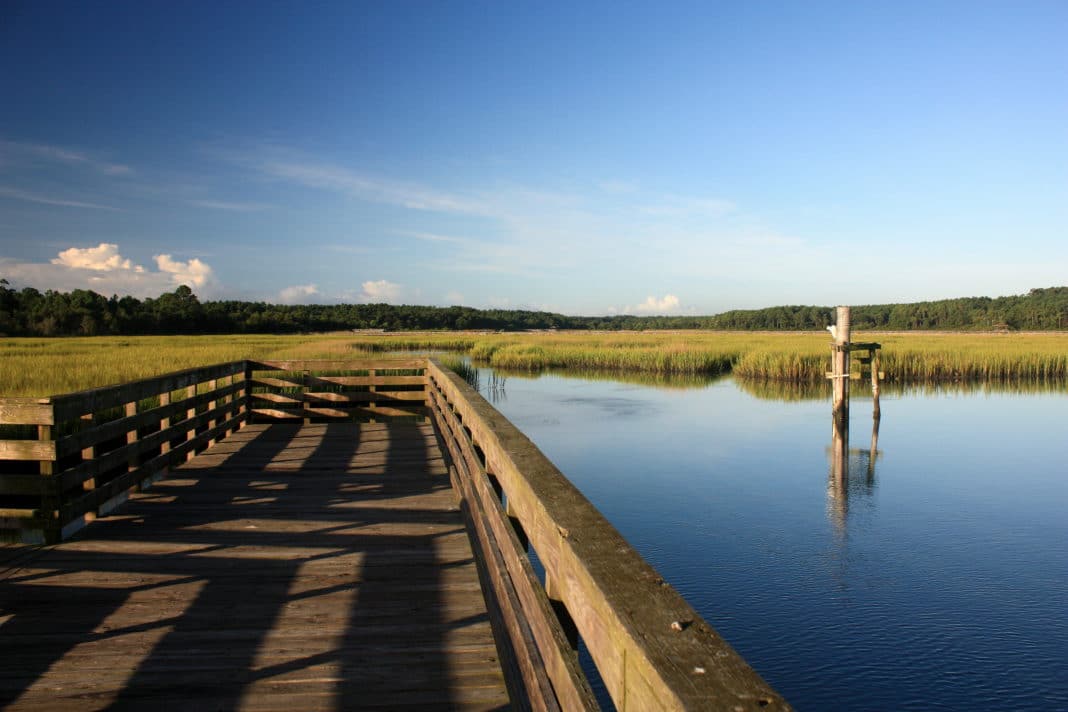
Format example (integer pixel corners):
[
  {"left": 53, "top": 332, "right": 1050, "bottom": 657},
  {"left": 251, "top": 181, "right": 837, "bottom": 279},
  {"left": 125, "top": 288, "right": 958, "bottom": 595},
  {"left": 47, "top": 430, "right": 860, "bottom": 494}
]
[
  {"left": 832, "top": 306, "right": 851, "bottom": 427},
  {"left": 829, "top": 414, "right": 848, "bottom": 533},
  {"left": 868, "top": 416, "right": 880, "bottom": 482},
  {"left": 871, "top": 346, "right": 881, "bottom": 421}
]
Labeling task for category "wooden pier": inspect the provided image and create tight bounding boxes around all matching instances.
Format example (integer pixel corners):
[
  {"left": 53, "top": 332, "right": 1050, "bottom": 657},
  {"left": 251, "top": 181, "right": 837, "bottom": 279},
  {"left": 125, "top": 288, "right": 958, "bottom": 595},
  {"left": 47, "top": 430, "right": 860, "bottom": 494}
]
[{"left": 1, "top": 359, "right": 790, "bottom": 710}]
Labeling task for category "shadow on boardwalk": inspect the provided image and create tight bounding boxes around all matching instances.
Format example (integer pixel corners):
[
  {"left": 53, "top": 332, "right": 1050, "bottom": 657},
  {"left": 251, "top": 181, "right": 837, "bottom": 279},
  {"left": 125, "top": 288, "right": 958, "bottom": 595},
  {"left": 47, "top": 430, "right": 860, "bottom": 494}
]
[{"left": 0, "top": 422, "right": 509, "bottom": 710}]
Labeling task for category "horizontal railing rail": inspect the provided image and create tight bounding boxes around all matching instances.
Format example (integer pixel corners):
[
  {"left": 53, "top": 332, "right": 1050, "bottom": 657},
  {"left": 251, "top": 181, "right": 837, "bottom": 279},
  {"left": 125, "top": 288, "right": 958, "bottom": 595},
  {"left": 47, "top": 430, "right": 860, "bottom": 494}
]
[
  {"left": 2, "top": 355, "right": 790, "bottom": 709},
  {"left": 1, "top": 361, "right": 248, "bottom": 543},
  {"left": 247, "top": 359, "right": 428, "bottom": 423},
  {"left": 0, "top": 358, "right": 432, "bottom": 543},
  {"left": 426, "top": 358, "right": 790, "bottom": 711}
]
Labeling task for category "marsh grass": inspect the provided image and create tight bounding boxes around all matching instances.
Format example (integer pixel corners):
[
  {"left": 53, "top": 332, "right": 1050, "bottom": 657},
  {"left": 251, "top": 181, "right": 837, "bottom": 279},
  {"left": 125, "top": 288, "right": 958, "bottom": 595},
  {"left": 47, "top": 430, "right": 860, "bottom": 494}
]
[
  {"left": 874, "top": 334, "right": 1068, "bottom": 382},
  {"left": 0, "top": 334, "right": 347, "bottom": 396},
  {"left": 2, "top": 331, "right": 1066, "bottom": 397}
]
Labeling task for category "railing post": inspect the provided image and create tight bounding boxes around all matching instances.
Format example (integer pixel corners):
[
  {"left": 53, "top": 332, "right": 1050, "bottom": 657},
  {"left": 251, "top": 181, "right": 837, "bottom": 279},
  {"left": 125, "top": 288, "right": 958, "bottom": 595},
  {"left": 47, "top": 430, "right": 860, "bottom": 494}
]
[
  {"left": 159, "top": 390, "right": 172, "bottom": 476},
  {"left": 242, "top": 361, "right": 254, "bottom": 425},
  {"left": 369, "top": 367, "right": 378, "bottom": 422},
  {"left": 38, "top": 423, "right": 61, "bottom": 544},
  {"left": 80, "top": 413, "right": 96, "bottom": 492},
  {"left": 302, "top": 369, "right": 311, "bottom": 425},
  {"left": 207, "top": 378, "right": 218, "bottom": 446},
  {"left": 185, "top": 384, "right": 196, "bottom": 461},
  {"left": 125, "top": 400, "right": 139, "bottom": 487},
  {"left": 505, "top": 498, "right": 529, "bottom": 551},
  {"left": 545, "top": 572, "right": 579, "bottom": 651},
  {"left": 159, "top": 391, "right": 171, "bottom": 455},
  {"left": 221, "top": 375, "right": 231, "bottom": 438}
]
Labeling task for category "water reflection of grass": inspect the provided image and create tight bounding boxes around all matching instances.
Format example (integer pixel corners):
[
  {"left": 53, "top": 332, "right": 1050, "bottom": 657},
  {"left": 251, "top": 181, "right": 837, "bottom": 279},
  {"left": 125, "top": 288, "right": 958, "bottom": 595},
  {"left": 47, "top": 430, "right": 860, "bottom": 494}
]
[
  {"left": 737, "top": 376, "right": 1067, "bottom": 402},
  {"left": 492, "top": 367, "right": 726, "bottom": 391},
  {"left": 735, "top": 379, "right": 831, "bottom": 401}
]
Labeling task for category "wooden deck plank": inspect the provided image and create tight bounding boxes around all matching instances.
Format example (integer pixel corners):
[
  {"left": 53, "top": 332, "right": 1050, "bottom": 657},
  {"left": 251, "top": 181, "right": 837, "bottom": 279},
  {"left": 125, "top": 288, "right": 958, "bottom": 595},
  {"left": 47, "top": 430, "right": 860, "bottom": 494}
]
[{"left": 0, "top": 423, "right": 511, "bottom": 711}]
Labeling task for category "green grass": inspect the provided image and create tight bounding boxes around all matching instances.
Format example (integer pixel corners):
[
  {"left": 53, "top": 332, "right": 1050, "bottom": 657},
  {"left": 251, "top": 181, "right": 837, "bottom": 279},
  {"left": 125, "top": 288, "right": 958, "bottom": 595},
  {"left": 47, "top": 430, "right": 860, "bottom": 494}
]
[
  {"left": 0, "top": 334, "right": 349, "bottom": 396},
  {"left": 733, "top": 332, "right": 1068, "bottom": 382},
  {"left": 2, "top": 331, "right": 1066, "bottom": 398}
]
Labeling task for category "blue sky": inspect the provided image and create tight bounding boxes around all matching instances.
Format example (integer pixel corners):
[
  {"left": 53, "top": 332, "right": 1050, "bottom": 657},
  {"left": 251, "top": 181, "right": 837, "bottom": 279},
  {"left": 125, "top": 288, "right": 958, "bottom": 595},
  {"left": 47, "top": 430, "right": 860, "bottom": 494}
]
[{"left": 1, "top": 1, "right": 1065, "bottom": 315}]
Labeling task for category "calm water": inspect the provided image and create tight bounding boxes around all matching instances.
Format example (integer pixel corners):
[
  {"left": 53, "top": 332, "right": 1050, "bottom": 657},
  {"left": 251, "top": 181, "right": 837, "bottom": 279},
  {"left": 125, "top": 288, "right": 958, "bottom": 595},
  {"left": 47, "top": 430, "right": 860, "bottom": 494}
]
[{"left": 476, "top": 369, "right": 1068, "bottom": 711}]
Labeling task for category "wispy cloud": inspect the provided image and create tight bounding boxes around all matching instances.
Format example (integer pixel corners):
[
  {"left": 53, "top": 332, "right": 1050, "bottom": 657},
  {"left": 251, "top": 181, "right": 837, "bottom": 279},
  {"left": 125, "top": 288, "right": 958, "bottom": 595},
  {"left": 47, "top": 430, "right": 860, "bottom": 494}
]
[
  {"left": 598, "top": 179, "right": 639, "bottom": 194},
  {"left": 401, "top": 230, "right": 465, "bottom": 244},
  {"left": 0, "top": 186, "right": 120, "bottom": 210},
  {"left": 324, "top": 244, "right": 385, "bottom": 256},
  {"left": 394, "top": 229, "right": 546, "bottom": 277},
  {"left": 637, "top": 195, "right": 735, "bottom": 218},
  {"left": 251, "top": 155, "right": 491, "bottom": 216},
  {"left": 217, "top": 144, "right": 806, "bottom": 295},
  {"left": 188, "top": 199, "right": 269, "bottom": 212},
  {"left": 0, "top": 140, "right": 132, "bottom": 175}
]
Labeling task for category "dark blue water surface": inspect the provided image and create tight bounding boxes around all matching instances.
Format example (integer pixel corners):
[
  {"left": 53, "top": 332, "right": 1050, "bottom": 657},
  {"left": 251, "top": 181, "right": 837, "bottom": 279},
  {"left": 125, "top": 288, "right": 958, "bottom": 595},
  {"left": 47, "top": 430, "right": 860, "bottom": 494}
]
[{"left": 478, "top": 371, "right": 1068, "bottom": 711}]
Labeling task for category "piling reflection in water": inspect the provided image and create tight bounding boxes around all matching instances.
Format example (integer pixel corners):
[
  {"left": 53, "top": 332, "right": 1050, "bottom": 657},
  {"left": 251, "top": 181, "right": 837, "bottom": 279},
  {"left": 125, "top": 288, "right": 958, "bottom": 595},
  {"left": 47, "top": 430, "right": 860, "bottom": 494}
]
[
  {"left": 826, "top": 415, "right": 881, "bottom": 534},
  {"left": 461, "top": 364, "right": 1068, "bottom": 711}
]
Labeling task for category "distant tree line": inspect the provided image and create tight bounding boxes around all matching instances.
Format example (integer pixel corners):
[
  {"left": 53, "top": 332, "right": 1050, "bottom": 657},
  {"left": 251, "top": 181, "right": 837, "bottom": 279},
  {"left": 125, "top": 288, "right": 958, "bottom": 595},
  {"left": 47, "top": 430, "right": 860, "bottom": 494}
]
[{"left": 1, "top": 279, "right": 1066, "bottom": 336}]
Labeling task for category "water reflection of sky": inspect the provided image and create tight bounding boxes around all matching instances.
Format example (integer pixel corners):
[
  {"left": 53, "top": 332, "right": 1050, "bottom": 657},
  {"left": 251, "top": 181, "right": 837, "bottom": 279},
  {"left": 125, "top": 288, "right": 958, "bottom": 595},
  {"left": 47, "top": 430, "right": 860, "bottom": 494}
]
[{"left": 479, "top": 368, "right": 1068, "bottom": 711}]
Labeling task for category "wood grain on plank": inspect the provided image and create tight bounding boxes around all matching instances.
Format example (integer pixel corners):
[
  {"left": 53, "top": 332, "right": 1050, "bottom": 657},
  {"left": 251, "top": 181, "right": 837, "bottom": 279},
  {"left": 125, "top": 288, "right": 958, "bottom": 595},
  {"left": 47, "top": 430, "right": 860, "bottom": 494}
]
[{"left": 0, "top": 422, "right": 509, "bottom": 711}]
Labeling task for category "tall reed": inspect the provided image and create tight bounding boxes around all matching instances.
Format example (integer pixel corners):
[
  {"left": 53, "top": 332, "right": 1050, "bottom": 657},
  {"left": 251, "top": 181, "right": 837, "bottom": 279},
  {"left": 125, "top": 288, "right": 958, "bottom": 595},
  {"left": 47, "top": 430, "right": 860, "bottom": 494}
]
[{"left": 3, "top": 331, "right": 1066, "bottom": 398}]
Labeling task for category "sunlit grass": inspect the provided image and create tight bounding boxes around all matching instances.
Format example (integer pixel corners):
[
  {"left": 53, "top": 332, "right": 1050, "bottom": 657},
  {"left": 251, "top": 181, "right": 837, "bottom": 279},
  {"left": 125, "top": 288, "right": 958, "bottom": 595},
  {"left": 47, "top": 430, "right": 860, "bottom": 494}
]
[
  {"left": 0, "top": 334, "right": 353, "bottom": 396},
  {"left": 2, "top": 331, "right": 1066, "bottom": 397},
  {"left": 733, "top": 332, "right": 1068, "bottom": 382}
]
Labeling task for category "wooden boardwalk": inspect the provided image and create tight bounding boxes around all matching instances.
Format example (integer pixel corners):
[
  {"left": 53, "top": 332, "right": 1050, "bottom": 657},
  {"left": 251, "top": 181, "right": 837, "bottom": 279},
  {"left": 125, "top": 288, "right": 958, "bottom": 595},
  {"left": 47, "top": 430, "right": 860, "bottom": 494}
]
[{"left": 0, "top": 422, "right": 511, "bottom": 711}]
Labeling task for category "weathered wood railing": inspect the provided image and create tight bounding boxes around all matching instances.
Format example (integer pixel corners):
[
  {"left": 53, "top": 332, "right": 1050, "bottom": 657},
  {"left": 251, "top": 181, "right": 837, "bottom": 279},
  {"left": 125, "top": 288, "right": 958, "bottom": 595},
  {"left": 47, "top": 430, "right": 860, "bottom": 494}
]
[
  {"left": 0, "top": 360, "right": 429, "bottom": 543},
  {"left": 425, "top": 358, "right": 789, "bottom": 711},
  {"left": 0, "top": 361, "right": 248, "bottom": 543},
  {"left": 246, "top": 359, "right": 427, "bottom": 422},
  {"left": 1, "top": 357, "right": 789, "bottom": 710}
]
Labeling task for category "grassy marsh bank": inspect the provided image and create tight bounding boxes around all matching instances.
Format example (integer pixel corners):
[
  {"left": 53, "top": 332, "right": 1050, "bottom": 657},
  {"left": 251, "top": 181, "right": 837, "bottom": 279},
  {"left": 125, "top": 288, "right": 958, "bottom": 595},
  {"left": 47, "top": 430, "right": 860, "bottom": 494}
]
[
  {"left": 2, "top": 331, "right": 1066, "bottom": 397},
  {"left": 356, "top": 331, "right": 1068, "bottom": 384}
]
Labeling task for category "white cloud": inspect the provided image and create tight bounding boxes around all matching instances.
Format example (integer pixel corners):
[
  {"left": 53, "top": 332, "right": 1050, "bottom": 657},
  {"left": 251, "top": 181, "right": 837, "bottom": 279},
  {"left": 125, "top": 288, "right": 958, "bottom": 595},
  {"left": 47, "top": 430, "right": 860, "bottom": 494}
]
[
  {"left": 634, "top": 294, "right": 682, "bottom": 315},
  {"left": 0, "top": 243, "right": 217, "bottom": 297},
  {"left": 445, "top": 291, "right": 465, "bottom": 305},
  {"left": 52, "top": 243, "right": 137, "bottom": 271},
  {"left": 278, "top": 284, "right": 320, "bottom": 304},
  {"left": 360, "top": 279, "right": 403, "bottom": 303},
  {"left": 154, "top": 254, "right": 214, "bottom": 288}
]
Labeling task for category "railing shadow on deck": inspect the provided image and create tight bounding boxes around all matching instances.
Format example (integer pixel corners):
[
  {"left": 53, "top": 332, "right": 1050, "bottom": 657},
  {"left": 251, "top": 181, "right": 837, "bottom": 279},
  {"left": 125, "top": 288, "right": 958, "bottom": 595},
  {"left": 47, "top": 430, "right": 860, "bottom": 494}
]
[
  {"left": 1, "top": 420, "right": 489, "bottom": 709},
  {"left": 1, "top": 358, "right": 792, "bottom": 711}
]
